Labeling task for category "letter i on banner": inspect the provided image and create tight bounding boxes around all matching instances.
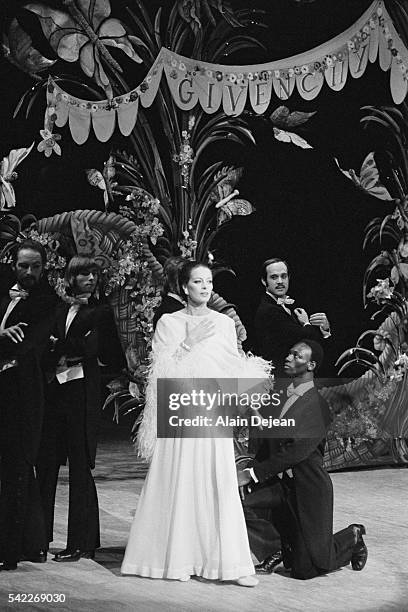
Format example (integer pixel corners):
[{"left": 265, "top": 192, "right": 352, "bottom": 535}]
[{"left": 196, "top": 73, "right": 222, "bottom": 114}]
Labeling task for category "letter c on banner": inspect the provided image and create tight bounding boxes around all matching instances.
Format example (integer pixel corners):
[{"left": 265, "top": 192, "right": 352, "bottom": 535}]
[{"left": 296, "top": 71, "right": 323, "bottom": 100}]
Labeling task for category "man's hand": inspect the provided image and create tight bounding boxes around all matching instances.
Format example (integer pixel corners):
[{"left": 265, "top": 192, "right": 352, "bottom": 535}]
[
  {"left": 0, "top": 322, "right": 28, "bottom": 343},
  {"left": 309, "top": 312, "right": 330, "bottom": 331},
  {"left": 294, "top": 308, "right": 309, "bottom": 326},
  {"left": 237, "top": 468, "right": 252, "bottom": 487}
]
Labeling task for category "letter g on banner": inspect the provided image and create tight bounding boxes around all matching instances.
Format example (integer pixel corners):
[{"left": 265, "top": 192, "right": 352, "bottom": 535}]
[{"left": 164, "top": 64, "right": 198, "bottom": 110}]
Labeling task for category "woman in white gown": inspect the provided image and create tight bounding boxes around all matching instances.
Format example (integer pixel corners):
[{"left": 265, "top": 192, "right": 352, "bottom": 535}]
[{"left": 121, "top": 261, "right": 270, "bottom": 585}]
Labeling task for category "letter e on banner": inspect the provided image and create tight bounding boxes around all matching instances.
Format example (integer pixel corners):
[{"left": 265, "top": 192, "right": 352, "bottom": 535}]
[{"left": 249, "top": 78, "right": 272, "bottom": 114}]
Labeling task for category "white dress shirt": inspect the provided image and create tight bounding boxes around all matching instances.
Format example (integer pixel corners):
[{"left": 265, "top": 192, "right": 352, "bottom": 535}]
[
  {"left": 0, "top": 285, "right": 22, "bottom": 331},
  {"left": 56, "top": 304, "right": 85, "bottom": 384}
]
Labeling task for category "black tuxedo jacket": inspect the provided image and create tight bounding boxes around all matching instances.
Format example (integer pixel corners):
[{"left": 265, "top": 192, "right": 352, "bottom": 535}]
[
  {"left": 153, "top": 295, "right": 184, "bottom": 330},
  {"left": 0, "top": 281, "right": 58, "bottom": 464},
  {"left": 47, "top": 299, "right": 124, "bottom": 468},
  {"left": 250, "top": 387, "right": 336, "bottom": 571},
  {"left": 254, "top": 294, "right": 325, "bottom": 373}
]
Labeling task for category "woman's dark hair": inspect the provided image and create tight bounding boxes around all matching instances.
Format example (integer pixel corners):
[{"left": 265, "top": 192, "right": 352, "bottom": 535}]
[
  {"left": 162, "top": 255, "right": 186, "bottom": 296},
  {"left": 179, "top": 260, "right": 212, "bottom": 293},
  {"left": 12, "top": 239, "right": 47, "bottom": 267},
  {"left": 260, "top": 258, "right": 290, "bottom": 281},
  {"left": 64, "top": 256, "right": 100, "bottom": 295}
]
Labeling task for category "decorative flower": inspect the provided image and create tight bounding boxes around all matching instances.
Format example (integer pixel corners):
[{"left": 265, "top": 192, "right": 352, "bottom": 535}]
[
  {"left": 367, "top": 278, "right": 394, "bottom": 302},
  {"left": 373, "top": 331, "right": 391, "bottom": 352},
  {"left": 37, "top": 129, "right": 62, "bottom": 157}
]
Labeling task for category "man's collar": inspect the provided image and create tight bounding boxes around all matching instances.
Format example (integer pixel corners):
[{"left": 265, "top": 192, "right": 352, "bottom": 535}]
[
  {"left": 167, "top": 292, "right": 184, "bottom": 304},
  {"left": 287, "top": 380, "right": 315, "bottom": 398},
  {"left": 265, "top": 290, "right": 279, "bottom": 302}
]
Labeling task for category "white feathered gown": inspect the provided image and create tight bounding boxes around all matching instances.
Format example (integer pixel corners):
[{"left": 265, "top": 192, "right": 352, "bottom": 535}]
[{"left": 121, "top": 309, "right": 270, "bottom": 580}]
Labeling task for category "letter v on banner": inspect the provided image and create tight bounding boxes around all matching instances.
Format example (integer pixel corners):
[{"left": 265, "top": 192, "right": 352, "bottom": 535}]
[{"left": 222, "top": 82, "right": 248, "bottom": 116}]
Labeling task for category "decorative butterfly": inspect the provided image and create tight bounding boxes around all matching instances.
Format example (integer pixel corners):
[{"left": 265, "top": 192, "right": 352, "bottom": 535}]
[
  {"left": 212, "top": 167, "right": 254, "bottom": 226},
  {"left": 270, "top": 106, "right": 315, "bottom": 149},
  {"left": 86, "top": 155, "right": 117, "bottom": 209},
  {"left": 23, "top": 0, "right": 144, "bottom": 96},
  {"left": 273, "top": 127, "right": 312, "bottom": 149},
  {"left": 334, "top": 152, "right": 393, "bottom": 201},
  {"left": 0, "top": 144, "right": 34, "bottom": 211}
]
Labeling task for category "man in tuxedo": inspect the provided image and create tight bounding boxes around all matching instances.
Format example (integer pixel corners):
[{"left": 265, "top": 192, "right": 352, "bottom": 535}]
[
  {"left": 37, "top": 256, "right": 125, "bottom": 562},
  {"left": 153, "top": 255, "right": 185, "bottom": 330},
  {"left": 254, "top": 258, "right": 331, "bottom": 375},
  {"left": 238, "top": 340, "right": 368, "bottom": 580},
  {"left": 0, "top": 239, "right": 57, "bottom": 570}
]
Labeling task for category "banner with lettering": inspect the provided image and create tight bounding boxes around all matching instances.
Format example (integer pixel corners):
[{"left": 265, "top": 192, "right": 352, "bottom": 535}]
[{"left": 47, "top": 1, "right": 408, "bottom": 144}]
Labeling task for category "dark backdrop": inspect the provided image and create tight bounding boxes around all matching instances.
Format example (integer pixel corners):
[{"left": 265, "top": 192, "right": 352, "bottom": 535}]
[{"left": 0, "top": 0, "right": 401, "bottom": 372}]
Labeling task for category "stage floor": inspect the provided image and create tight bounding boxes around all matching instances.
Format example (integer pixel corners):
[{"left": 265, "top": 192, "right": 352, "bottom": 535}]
[{"left": 1, "top": 422, "right": 407, "bottom": 612}]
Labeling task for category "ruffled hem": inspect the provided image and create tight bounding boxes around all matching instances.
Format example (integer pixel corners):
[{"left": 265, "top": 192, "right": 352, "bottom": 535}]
[{"left": 121, "top": 563, "right": 255, "bottom": 581}]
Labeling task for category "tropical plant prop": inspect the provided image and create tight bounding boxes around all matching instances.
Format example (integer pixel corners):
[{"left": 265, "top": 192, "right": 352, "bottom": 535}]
[{"left": 331, "top": 102, "right": 408, "bottom": 461}]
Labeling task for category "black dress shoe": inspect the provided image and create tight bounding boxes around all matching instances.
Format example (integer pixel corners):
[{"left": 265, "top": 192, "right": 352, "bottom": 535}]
[
  {"left": 0, "top": 561, "right": 18, "bottom": 571},
  {"left": 20, "top": 550, "right": 47, "bottom": 563},
  {"left": 53, "top": 549, "right": 95, "bottom": 562},
  {"left": 350, "top": 524, "right": 368, "bottom": 571},
  {"left": 255, "top": 551, "right": 283, "bottom": 574}
]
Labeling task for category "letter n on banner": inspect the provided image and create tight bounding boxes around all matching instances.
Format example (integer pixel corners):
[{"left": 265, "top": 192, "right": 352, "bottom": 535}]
[
  {"left": 222, "top": 82, "right": 248, "bottom": 116},
  {"left": 249, "top": 78, "right": 272, "bottom": 114},
  {"left": 164, "top": 64, "right": 198, "bottom": 110},
  {"left": 196, "top": 74, "right": 222, "bottom": 114},
  {"left": 325, "top": 57, "right": 348, "bottom": 92},
  {"left": 296, "top": 71, "right": 323, "bottom": 101},
  {"left": 272, "top": 75, "right": 295, "bottom": 100}
]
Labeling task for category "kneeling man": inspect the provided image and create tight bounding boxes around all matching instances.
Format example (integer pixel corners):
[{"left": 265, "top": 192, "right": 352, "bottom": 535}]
[{"left": 238, "top": 340, "right": 368, "bottom": 580}]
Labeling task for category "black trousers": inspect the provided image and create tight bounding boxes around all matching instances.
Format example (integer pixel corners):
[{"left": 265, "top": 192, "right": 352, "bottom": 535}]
[
  {"left": 0, "top": 369, "right": 47, "bottom": 563},
  {"left": 37, "top": 379, "right": 100, "bottom": 552},
  {"left": 243, "top": 476, "right": 356, "bottom": 580}
]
